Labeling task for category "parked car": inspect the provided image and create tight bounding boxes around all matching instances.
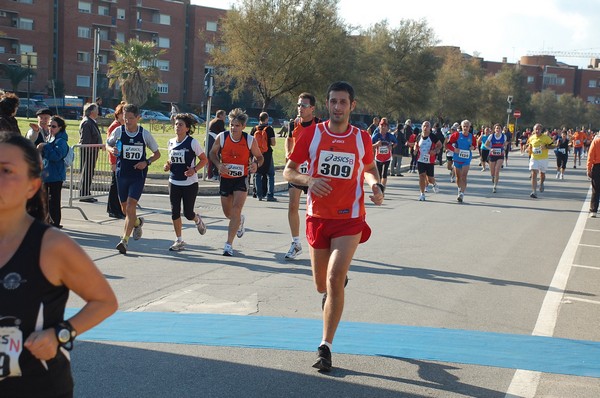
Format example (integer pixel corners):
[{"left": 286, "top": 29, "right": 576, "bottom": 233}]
[
  {"left": 16, "top": 99, "right": 49, "bottom": 117},
  {"left": 246, "top": 117, "right": 259, "bottom": 127},
  {"left": 140, "top": 109, "right": 171, "bottom": 122}
]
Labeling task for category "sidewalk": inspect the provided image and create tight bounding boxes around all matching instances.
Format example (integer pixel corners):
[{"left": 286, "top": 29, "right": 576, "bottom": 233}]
[{"left": 143, "top": 166, "right": 291, "bottom": 195}]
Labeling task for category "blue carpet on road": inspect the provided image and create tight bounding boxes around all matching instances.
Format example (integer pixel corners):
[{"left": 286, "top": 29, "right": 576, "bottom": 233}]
[{"left": 66, "top": 309, "right": 600, "bottom": 378}]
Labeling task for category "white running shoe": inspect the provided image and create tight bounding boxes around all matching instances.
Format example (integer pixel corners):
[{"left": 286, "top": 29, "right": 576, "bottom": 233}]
[
  {"left": 169, "top": 240, "right": 186, "bottom": 251},
  {"left": 223, "top": 243, "right": 234, "bottom": 256},
  {"left": 285, "top": 242, "right": 303, "bottom": 259},
  {"left": 132, "top": 217, "right": 144, "bottom": 240},
  {"left": 116, "top": 239, "right": 128, "bottom": 254},
  {"left": 457, "top": 192, "right": 464, "bottom": 203},
  {"left": 560, "top": 174, "right": 564, "bottom": 180},
  {"left": 556, "top": 172, "right": 560, "bottom": 179},
  {"left": 419, "top": 193, "right": 426, "bottom": 201},
  {"left": 196, "top": 216, "right": 207, "bottom": 235},
  {"left": 432, "top": 184, "right": 439, "bottom": 194},
  {"left": 236, "top": 215, "right": 245, "bottom": 238}
]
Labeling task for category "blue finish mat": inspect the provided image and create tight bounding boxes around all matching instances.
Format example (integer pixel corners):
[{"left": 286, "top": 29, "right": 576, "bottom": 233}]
[{"left": 66, "top": 309, "right": 600, "bottom": 378}]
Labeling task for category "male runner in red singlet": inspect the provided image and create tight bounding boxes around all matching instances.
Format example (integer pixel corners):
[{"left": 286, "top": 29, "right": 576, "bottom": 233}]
[{"left": 283, "top": 81, "right": 384, "bottom": 372}]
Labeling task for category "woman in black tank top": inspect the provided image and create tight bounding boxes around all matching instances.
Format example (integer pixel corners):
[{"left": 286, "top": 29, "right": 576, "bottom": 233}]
[{"left": 0, "top": 133, "right": 118, "bottom": 398}]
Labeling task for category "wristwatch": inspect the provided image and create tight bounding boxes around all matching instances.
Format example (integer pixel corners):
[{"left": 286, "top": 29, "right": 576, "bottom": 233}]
[
  {"left": 54, "top": 321, "right": 77, "bottom": 351},
  {"left": 147, "top": 159, "right": 152, "bottom": 166}
]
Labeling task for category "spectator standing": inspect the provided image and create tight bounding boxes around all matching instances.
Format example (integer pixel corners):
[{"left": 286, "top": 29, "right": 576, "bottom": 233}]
[
  {"left": 390, "top": 121, "right": 406, "bottom": 176},
  {"left": 367, "top": 116, "right": 380, "bottom": 135},
  {"left": 0, "top": 91, "right": 21, "bottom": 137},
  {"left": 250, "top": 112, "right": 277, "bottom": 201},
  {"left": 78, "top": 103, "right": 102, "bottom": 202},
  {"left": 95, "top": 97, "right": 103, "bottom": 117},
  {"left": 587, "top": 132, "right": 600, "bottom": 217},
  {"left": 26, "top": 108, "right": 53, "bottom": 146},
  {"left": 207, "top": 110, "right": 226, "bottom": 180},
  {"left": 0, "top": 132, "right": 117, "bottom": 398},
  {"left": 38, "top": 115, "right": 69, "bottom": 228}
]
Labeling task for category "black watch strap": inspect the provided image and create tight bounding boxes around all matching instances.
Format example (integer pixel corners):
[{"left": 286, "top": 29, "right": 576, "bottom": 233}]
[{"left": 55, "top": 320, "right": 77, "bottom": 351}]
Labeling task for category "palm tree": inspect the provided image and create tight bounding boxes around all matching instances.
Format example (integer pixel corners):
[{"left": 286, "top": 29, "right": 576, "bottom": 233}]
[
  {"left": 0, "top": 63, "right": 35, "bottom": 92},
  {"left": 107, "top": 39, "right": 165, "bottom": 106}
]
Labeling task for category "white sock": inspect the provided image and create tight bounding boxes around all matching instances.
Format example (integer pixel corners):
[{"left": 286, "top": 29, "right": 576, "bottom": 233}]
[
  {"left": 176, "top": 236, "right": 183, "bottom": 242},
  {"left": 292, "top": 236, "right": 300, "bottom": 244},
  {"left": 320, "top": 340, "right": 332, "bottom": 349}
]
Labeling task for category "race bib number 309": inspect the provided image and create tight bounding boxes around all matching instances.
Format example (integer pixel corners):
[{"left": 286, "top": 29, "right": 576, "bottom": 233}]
[{"left": 317, "top": 150, "right": 355, "bottom": 179}]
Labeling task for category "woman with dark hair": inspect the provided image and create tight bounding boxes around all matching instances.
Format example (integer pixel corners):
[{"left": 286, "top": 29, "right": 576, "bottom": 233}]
[
  {"left": 163, "top": 113, "right": 208, "bottom": 251},
  {"left": 38, "top": 115, "right": 69, "bottom": 228},
  {"left": 106, "top": 102, "right": 126, "bottom": 219},
  {"left": 0, "top": 131, "right": 117, "bottom": 397},
  {"left": 0, "top": 91, "right": 21, "bottom": 136}
]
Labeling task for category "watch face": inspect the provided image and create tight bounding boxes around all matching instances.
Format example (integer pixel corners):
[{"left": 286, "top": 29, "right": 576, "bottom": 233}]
[{"left": 58, "top": 328, "right": 71, "bottom": 343}]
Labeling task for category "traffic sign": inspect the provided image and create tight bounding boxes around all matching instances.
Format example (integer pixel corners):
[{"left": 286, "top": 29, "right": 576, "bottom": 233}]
[{"left": 514, "top": 110, "right": 521, "bottom": 119}]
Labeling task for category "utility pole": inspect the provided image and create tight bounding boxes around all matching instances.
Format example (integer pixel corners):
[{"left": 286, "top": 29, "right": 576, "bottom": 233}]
[{"left": 92, "top": 27, "right": 100, "bottom": 101}]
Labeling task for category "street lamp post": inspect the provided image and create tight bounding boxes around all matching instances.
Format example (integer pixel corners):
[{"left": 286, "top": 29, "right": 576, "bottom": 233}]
[{"left": 506, "top": 95, "right": 513, "bottom": 130}]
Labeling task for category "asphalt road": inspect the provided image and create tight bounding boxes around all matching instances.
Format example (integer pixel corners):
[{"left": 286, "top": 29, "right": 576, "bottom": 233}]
[{"left": 61, "top": 151, "right": 600, "bottom": 397}]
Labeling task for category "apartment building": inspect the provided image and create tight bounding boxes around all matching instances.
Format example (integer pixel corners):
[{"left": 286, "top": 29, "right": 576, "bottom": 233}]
[{"left": 0, "top": 0, "right": 225, "bottom": 108}]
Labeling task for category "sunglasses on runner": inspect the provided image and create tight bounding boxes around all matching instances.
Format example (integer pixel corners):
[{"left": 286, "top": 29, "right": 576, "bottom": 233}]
[{"left": 297, "top": 103, "right": 311, "bottom": 108}]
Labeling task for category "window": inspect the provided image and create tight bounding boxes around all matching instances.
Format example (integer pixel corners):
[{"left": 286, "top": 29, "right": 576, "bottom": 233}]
[
  {"left": 98, "top": 6, "right": 109, "bottom": 16},
  {"left": 157, "top": 37, "right": 170, "bottom": 48},
  {"left": 156, "top": 83, "right": 168, "bottom": 94},
  {"left": 156, "top": 60, "right": 169, "bottom": 71},
  {"left": 78, "top": 26, "right": 91, "bottom": 39},
  {"left": 0, "top": 47, "right": 5, "bottom": 54},
  {"left": 116, "top": 32, "right": 125, "bottom": 42},
  {"left": 98, "top": 29, "right": 109, "bottom": 41},
  {"left": 77, "top": 52, "right": 91, "bottom": 63},
  {"left": 527, "top": 76, "right": 535, "bottom": 84},
  {"left": 18, "top": 18, "right": 33, "bottom": 30},
  {"left": 159, "top": 14, "right": 170, "bottom": 25},
  {"left": 78, "top": 1, "right": 92, "bottom": 13},
  {"left": 206, "top": 21, "right": 217, "bottom": 31},
  {"left": 557, "top": 77, "right": 565, "bottom": 86},
  {"left": 15, "top": 0, "right": 33, "bottom": 3},
  {"left": 205, "top": 43, "right": 214, "bottom": 53},
  {"left": 77, "top": 75, "right": 91, "bottom": 87},
  {"left": 589, "top": 80, "right": 597, "bottom": 88},
  {"left": 587, "top": 96, "right": 595, "bottom": 103},
  {"left": 117, "top": 8, "right": 126, "bottom": 20},
  {"left": 98, "top": 54, "right": 108, "bottom": 64},
  {"left": 19, "top": 44, "right": 33, "bottom": 54}
]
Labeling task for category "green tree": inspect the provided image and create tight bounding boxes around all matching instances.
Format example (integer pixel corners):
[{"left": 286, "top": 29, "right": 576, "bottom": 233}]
[
  {"left": 210, "top": 0, "right": 353, "bottom": 111},
  {"left": 530, "top": 90, "right": 560, "bottom": 127},
  {"left": 0, "top": 63, "right": 35, "bottom": 93},
  {"left": 429, "top": 51, "right": 485, "bottom": 124},
  {"left": 107, "top": 39, "right": 165, "bottom": 106},
  {"left": 356, "top": 19, "right": 439, "bottom": 120}
]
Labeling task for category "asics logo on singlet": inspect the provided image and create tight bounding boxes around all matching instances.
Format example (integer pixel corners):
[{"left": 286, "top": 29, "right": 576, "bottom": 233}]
[
  {"left": 324, "top": 154, "right": 354, "bottom": 165},
  {"left": 1, "top": 273, "right": 27, "bottom": 290},
  {"left": 331, "top": 139, "right": 345, "bottom": 144}
]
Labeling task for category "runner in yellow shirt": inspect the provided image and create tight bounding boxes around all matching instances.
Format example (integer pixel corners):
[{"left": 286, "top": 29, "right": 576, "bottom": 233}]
[{"left": 526, "top": 123, "right": 555, "bottom": 198}]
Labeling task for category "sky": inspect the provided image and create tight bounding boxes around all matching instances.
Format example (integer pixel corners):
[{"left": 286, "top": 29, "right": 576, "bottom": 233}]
[{"left": 190, "top": 0, "right": 600, "bottom": 69}]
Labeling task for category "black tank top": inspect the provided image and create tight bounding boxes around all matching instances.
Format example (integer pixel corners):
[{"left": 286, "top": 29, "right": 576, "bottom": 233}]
[{"left": 0, "top": 220, "right": 73, "bottom": 397}]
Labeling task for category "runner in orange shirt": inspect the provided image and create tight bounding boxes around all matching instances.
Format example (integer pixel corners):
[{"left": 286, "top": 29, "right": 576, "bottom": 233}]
[
  {"left": 284, "top": 81, "right": 384, "bottom": 372},
  {"left": 571, "top": 129, "right": 585, "bottom": 168},
  {"left": 283, "top": 92, "right": 320, "bottom": 260},
  {"left": 209, "top": 108, "right": 264, "bottom": 256}
]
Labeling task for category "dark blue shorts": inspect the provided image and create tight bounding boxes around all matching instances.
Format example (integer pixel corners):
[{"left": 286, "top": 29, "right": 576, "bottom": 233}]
[{"left": 117, "top": 175, "right": 146, "bottom": 202}]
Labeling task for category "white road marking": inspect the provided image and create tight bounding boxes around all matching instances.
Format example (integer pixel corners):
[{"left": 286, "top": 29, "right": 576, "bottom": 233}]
[{"left": 505, "top": 188, "right": 591, "bottom": 398}]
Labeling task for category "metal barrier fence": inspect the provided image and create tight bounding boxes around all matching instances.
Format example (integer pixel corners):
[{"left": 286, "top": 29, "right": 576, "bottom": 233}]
[{"left": 64, "top": 144, "right": 111, "bottom": 220}]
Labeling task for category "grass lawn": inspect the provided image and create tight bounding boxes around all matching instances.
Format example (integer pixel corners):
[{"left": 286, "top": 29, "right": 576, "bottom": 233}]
[{"left": 16, "top": 117, "right": 288, "bottom": 173}]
